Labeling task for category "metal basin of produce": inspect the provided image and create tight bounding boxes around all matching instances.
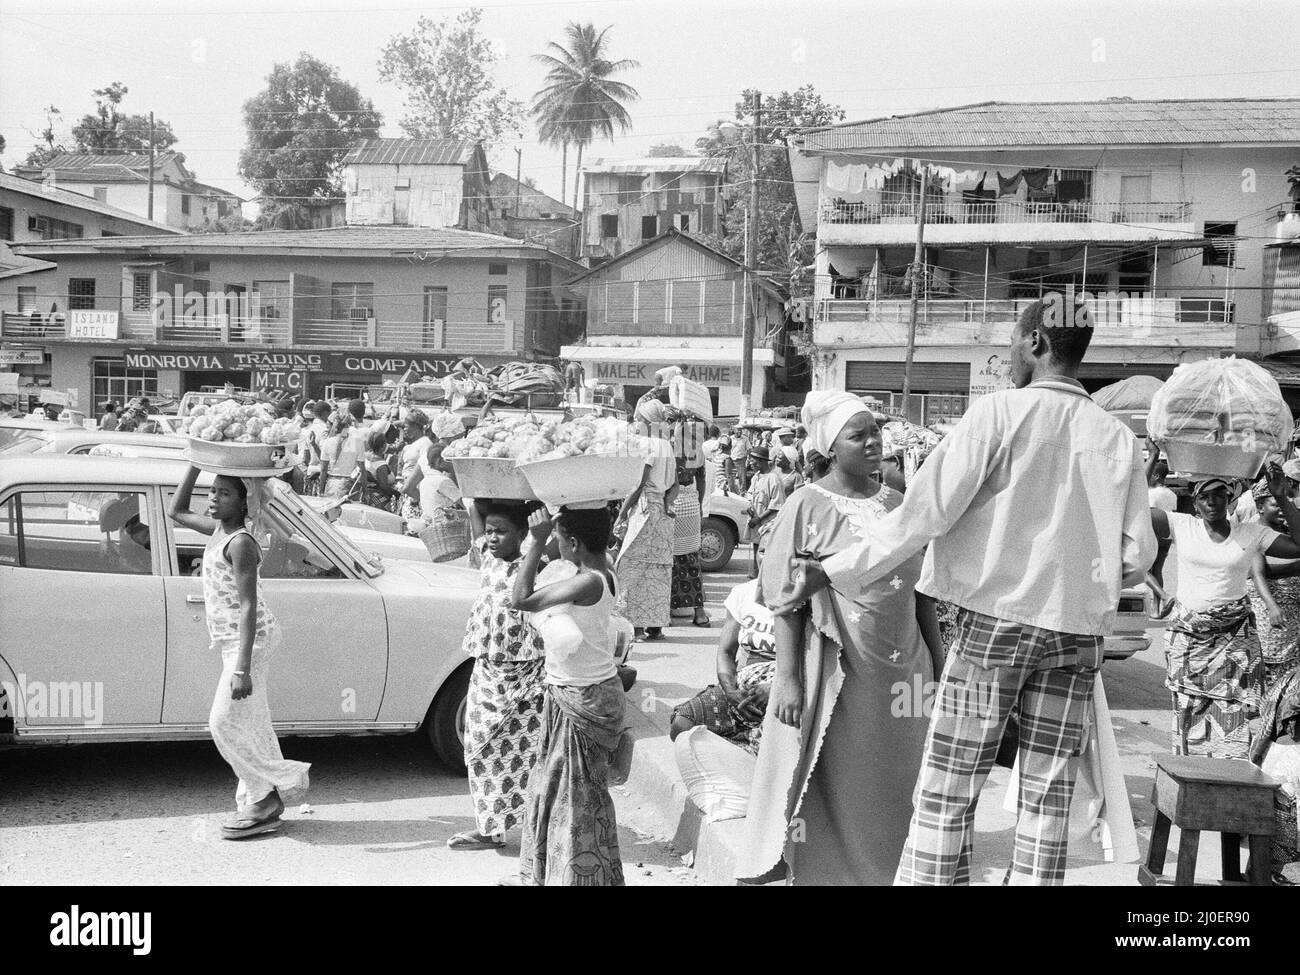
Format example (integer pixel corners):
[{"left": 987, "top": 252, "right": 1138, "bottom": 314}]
[
  {"left": 447, "top": 456, "right": 538, "bottom": 501},
  {"left": 517, "top": 454, "right": 644, "bottom": 508},
  {"left": 183, "top": 436, "right": 293, "bottom": 477},
  {"left": 1163, "top": 439, "right": 1270, "bottom": 481}
]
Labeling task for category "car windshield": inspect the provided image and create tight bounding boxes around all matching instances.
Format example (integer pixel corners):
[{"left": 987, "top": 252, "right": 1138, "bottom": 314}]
[
  {"left": 0, "top": 428, "right": 53, "bottom": 454},
  {"left": 269, "top": 479, "right": 383, "bottom": 578}
]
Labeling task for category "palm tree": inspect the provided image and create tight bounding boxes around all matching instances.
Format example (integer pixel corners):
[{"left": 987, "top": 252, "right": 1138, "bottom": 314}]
[{"left": 531, "top": 22, "right": 639, "bottom": 210}]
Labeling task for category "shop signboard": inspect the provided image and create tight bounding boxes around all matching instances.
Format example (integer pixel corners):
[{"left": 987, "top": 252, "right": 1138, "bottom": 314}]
[
  {"left": 969, "top": 350, "right": 1014, "bottom": 400},
  {"left": 39, "top": 389, "right": 69, "bottom": 406},
  {"left": 592, "top": 361, "right": 739, "bottom": 387},
  {"left": 68, "top": 311, "right": 120, "bottom": 340},
  {"left": 0, "top": 348, "right": 44, "bottom": 366}
]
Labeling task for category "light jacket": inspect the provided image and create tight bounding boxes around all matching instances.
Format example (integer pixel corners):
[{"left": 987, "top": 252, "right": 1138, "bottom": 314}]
[{"left": 822, "top": 377, "right": 1157, "bottom": 636}]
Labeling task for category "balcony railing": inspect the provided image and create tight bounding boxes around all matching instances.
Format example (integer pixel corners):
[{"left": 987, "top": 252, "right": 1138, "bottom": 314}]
[
  {"left": 821, "top": 199, "right": 1192, "bottom": 226},
  {"left": 816, "top": 296, "right": 1230, "bottom": 347},
  {"left": 0, "top": 312, "right": 516, "bottom": 353}
]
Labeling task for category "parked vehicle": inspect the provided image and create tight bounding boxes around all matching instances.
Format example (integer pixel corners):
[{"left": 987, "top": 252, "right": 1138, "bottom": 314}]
[
  {"left": 0, "top": 456, "right": 478, "bottom": 770},
  {"left": 698, "top": 489, "right": 752, "bottom": 572}
]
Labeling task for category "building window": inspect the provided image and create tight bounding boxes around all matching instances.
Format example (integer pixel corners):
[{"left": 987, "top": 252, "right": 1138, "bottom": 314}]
[
  {"left": 93, "top": 186, "right": 109, "bottom": 203},
  {"left": 92, "top": 357, "right": 159, "bottom": 409},
  {"left": 68, "top": 278, "right": 96, "bottom": 310},
  {"left": 0, "top": 206, "right": 13, "bottom": 241},
  {"left": 1203, "top": 221, "right": 1237, "bottom": 267},
  {"left": 17, "top": 286, "right": 37, "bottom": 314},
  {"left": 600, "top": 213, "right": 618, "bottom": 238},
  {"left": 641, "top": 215, "right": 658, "bottom": 240},
  {"left": 101, "top": 230, "right": 122, "bottom": 237},
  {"left": 193, "top": 260, "right": 210, "bottom": 273},
  {"left": 181, "top": 195, "right": 191, "bottom": 216},
  {"left": 28, "top": 215, "right": 83, "bottom": 240},
  {"left": 488, "top": 262, "right": 508, "bottom": 276},
  {"left": 330, "top": 282, "right": 374, "bottom": 321},
  {"left": 132, "top": 273, "right": 153, "bottom": 312}
]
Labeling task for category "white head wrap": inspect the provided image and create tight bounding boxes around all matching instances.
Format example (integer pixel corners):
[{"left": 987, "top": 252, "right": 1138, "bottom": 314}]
[{"left": 801, "top": 390, "right": 871, "bottom": 457}]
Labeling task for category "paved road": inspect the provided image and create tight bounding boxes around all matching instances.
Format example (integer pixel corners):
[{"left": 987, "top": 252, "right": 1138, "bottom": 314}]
[{"left": 0, "top": 732, "right": 696, "bottom": 886}]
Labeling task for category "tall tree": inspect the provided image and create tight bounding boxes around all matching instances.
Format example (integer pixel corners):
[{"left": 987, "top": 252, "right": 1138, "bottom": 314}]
[
  {"left": 695, "top": 86, "right": 845, "bottom": 296},
  {"left": 531, "top": 22, "right": 639, "bottom": 209},
  {"left": 648, "top": 143, "right": 687, "bottom": 157},
  {"left": 378, "top": 9, "right": 524, "bottom": 143},
  {"left": 23, "top": 105, "right": 67, "bottom": 169},
  {"left": 239, "top": 54, "right": 382, "bottom": 230},
  {"left": 70, "top": 82, "right": 179, "bottom": 154}
]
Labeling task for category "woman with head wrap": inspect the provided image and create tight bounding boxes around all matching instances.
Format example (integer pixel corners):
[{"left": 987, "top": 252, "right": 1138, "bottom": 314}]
[
  {"left": 737, "top": 391, "right": 945, "bottom": 885},
  {"left": 1150, "top": 461, "right": 1300, "bottom": 759},
  {"left": 613, "top": 399, "right": 680, "bottom": 640}
]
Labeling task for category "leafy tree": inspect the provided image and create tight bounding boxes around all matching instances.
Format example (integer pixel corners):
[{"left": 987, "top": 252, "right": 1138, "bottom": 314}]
[
  {"left": 648, "top": 143, "right": 687, "bottom": 157},
  {"left": 531, "top": 22, "right": 638, "bottom": 208},
  {"left": 70, "top": 82, "right": 180, "bottom": 155},
  {"left": 695, "top": 87, "right": 845, "bottom": 296},
  {"left": 378, "top": 9, "right": 523, "bottom": 144},
  {"left": 22, "top": 105, "right": 66, "bottom": 169},
  {"left": 239, "top": 54, "right": 382, "bottom": 230}
]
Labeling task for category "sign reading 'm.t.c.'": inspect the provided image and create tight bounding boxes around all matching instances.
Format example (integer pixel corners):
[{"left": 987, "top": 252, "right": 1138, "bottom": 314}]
[{"left": 593, "top": 362, "right": 739, "bottom": 386}]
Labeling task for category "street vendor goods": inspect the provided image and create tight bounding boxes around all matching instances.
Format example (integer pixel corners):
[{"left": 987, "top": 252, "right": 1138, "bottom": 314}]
[
  {"left": 180, "top": 400, "right": 300, "bottom": 475},
  {"left": 1149, "top": 357, "right": 1293, "bottom": 478}
]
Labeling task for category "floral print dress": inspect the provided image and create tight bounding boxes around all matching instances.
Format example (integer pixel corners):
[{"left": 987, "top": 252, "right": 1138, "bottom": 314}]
[{"left": 461, "top": 536, "right": 546, "bottom": 835}]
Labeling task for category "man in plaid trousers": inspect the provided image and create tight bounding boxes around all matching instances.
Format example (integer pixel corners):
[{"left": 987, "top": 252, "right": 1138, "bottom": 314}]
[{"left": 775, "top": 297, "right": 1156, "bottom": 885}]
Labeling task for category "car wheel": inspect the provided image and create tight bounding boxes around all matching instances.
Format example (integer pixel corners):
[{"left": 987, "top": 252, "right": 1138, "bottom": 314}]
[
  {"left": 425, "top": 661, "right": 471, "bottom": 773},
  {"left": 698, "top": 516, "right": 736, "bottom": 572}
]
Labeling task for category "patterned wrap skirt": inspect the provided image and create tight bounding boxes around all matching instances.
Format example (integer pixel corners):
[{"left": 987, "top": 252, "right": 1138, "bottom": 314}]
[
  {"left": 464, "top": 656, "right": 546, "bottom": 835},
  {"left": 614, "top": 488, "right": 673, "bottom": 628},
  {"left": 519, "top": 677, "right": 627, "bottom": 886},
  {"left": 1164, "top": 596, "right": 1263, "bottom": 759},
  {"left": 1248, "top": 578, "right": 1300, "bottom": 689},
  {"left": 670, "top": 553, "right": 705, "bottom": 610}
]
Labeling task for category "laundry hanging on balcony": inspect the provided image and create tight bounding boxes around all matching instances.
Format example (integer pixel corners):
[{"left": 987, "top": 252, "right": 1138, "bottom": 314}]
[{"left": 825, "top": 157, "right": 983, "bottom": 194}]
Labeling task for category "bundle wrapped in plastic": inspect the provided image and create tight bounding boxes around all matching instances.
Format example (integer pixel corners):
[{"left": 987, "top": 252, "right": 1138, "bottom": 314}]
[{"left": 1148, "top": 356, "right": 1293, "bottom": 479}]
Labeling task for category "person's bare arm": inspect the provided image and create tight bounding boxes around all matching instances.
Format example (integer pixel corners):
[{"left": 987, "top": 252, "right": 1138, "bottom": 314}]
[
  {"left": 770, "top": 609, "right": 805, "bottom": 727},
  {"left": 1251, "top": 552, "right": 1285, "bottom": 627},
  {"left": 227, "top": 533, "right": 260, "bottom": 701},
  {"left": 168, "top": 465, "right": 217, "bottom": 536},
  {"left": 715, "top": 615, "right": 742, "bottom": 694},
  {"left": 510, "top": 509, "right": 603, "bottom": 611}
]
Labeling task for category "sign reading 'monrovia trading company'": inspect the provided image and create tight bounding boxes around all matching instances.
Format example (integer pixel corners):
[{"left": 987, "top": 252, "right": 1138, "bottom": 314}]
[
  {"left": 68, "top": 310, "right": 120, "bottom": 340},
  {"left": 125, "top": 351, "right": 326, "bottom": 371}
]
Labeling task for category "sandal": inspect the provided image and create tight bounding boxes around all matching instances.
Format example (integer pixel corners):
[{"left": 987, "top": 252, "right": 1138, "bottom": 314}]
[
  {"left": 447, "top": 830, "right": 505, "bottom": 850},
  {"left": 692, "top": 615, "right": 712, "bottom": 627}
]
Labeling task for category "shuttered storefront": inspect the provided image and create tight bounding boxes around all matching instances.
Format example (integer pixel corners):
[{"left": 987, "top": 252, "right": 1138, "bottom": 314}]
[{"left": 845, "top": 361, "right": 970, "bottom": 392}]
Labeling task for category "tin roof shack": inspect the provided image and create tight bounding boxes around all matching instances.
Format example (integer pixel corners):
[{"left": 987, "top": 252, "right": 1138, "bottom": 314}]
[
  {"left": 1, "top": 224, "right": 584, "bottom": 403},
  {"left": 12, "top": 152, "right": 243, "bottom": 232},
  {"left": 788, "top": 97, "right": 1300, "bottom": 424},
  {"left": 563, "top": 229, "right": 788, "bottom": 416},
  {"left": 342, "top": 138, "right": 495, "bottom": 233},
  {"left": 489, "top": 173, "right": 579, "bottom": 260},
  {"left": 580, "top": 156, "right": 726, "bottom": 266}
]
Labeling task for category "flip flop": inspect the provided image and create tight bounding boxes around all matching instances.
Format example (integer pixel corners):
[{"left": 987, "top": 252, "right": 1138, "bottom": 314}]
[
  {"left": 220, "top": 814, "right": 282, "bottom": 840},
  {"left": 447, "top": 831, "right": 505, "bottom": 850},
  {"left": 692, "top": 616, "right": 712, "bottom": 627}
]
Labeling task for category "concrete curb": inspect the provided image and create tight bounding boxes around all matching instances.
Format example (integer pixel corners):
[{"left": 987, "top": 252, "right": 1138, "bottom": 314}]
[{"left": 612, "top": 687, "right": 744, "bottom": 886}]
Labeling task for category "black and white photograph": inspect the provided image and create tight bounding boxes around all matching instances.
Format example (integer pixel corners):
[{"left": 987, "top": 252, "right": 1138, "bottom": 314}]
[{"left": 0, "top": 0, "right": 1297, "bottom": 942}]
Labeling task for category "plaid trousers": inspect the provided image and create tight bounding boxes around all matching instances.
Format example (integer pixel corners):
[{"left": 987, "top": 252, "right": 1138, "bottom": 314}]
[{"left": 894, "top": 608, "right": 1102, "bottom": 886}]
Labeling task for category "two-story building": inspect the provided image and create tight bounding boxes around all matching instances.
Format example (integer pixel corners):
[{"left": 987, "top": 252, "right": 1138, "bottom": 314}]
[
  {"left": 580, "top": 156, "right": 725, "bottom": 267},
  {"left": 12, "top": 152, "right": 243, "bottom": 232},
  {"left": 1, "top": 225, "right": 583, "bottom": 406},
  {"left": 788, "top": 98, "right": 1300, "bottom": 423},
  {"left": 1, "top": 171, "right": 178, "bottom": 244},
  {"left": 488, "top": 172, "right": 580, "bottom": 259},
  {"left": 342, "top": 138, "right": 495, "bottom": 233},
  {"left": 562, "top": 229, "right": 786, "bottom": 415}
]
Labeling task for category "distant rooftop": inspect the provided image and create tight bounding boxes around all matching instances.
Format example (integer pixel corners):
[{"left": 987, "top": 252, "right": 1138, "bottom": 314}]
[
  {"left": 0, "top": 171, "right": 180, "bottom": 234},
  {"left": 14, "top": 151, "right": 185, "bottom": 179},
  {"left": 582, "top": 156, "right": 727, "bottom": 176},
  {"left": 796, "top": 98, "right": 1300, "bottom": 150},
  {"left": 341, "top": 138, "right": 480, "bottom": 167}
]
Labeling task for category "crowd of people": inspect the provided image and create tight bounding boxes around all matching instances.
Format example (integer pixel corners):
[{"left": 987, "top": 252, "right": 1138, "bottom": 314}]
[{"left": 118, "top": 296, "right": 1300, "bottom": 885}]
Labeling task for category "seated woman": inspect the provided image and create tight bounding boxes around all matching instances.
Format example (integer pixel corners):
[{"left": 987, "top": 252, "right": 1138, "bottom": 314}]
[{"left": 669, "top": 578, "right": 775, "bottom": 755}]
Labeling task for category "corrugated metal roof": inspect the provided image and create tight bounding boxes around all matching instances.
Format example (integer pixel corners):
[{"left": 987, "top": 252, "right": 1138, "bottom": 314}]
[
  {"left": 15, "top": 151, "right": 182, "bottom": 177},
  {"left": 582, "top": 156, "right": 727, "bottom": 175},
  {"left": 798, "top": 99, "right": 1300, "bottom": 150},
  {"left": 341, "top": 138, "right": 477, "bottom": 167},
  {"left": 0, "top": 172, "right": 180, "bottom": 233},
  {"left": 12, "top": 224, "right": 580, "bottom": 266}
]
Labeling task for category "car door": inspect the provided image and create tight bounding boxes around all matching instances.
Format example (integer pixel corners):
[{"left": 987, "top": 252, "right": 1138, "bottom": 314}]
[
  {"left": 0, "top": 484, "right": 167, "bottom": 731},
  {"left": 160, "top": 485, "right": 388, "bottom": 727}
]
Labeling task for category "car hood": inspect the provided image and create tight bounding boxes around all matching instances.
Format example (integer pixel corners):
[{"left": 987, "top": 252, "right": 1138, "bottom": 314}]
[{"left": 376, "top": 556, "right": 479, "bottom": 594}]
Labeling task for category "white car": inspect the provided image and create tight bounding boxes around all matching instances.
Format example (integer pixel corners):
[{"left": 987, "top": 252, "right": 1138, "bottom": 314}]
[
  {"left": 0, "top": 456, "right": 478, "bottom": 769},
  {"left": 699, "top": 489, "right": 753, "bottom": 572}
]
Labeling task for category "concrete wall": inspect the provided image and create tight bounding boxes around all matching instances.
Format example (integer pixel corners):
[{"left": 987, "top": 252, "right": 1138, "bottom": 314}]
[{"left": 1, "top": 187, "right": 169, "bottom": 241}]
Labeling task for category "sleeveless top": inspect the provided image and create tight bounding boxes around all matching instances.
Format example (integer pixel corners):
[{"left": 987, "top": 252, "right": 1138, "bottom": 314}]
[
  {"left": 202, "top": 524, "right": 276, "bottom": 644},
  {"left": 545, "top": 569, "right": 619, "bottom": 687}
]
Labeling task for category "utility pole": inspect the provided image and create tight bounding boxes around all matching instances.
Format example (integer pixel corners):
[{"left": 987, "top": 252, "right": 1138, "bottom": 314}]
[
  {"left": 740, "top": 91, "right": 762, "bottom": 420},
  {"left": 901, "top": 165, "right": 929, "bottom": 422},
  {"left": 514, "top": 148, "right": 522, "bottom": 219},
  {"left": 147, "top": 111, "right": 155, "bottom": 222}
]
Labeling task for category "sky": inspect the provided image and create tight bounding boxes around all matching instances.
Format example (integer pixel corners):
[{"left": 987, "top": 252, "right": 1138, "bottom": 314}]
[{"left": 2, "top": 0, "right": 1298, "bottom": 214}]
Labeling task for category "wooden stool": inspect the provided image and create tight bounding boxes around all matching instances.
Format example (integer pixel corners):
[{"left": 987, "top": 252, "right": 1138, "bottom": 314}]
[{"left": 1139, "top": 753, "right": 1279, "bottom": 886}]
